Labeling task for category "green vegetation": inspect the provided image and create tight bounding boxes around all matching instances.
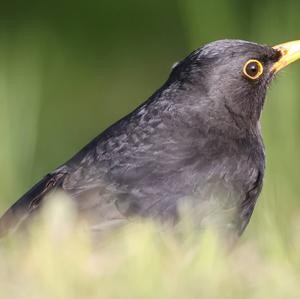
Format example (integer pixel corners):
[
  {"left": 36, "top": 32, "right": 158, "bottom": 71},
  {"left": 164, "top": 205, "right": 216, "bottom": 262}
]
[
  {"left": 0, "top": 0, "right": 300, "bottom": 297},
  {"left": 1, "top": 193, "right": 300, "bottom": 299}
]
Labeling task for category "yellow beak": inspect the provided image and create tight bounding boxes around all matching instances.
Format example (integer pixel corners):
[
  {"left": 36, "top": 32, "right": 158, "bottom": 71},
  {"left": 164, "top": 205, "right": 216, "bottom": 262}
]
[{"left": 272, "top": 40, "right": 300, "bottom": 73}]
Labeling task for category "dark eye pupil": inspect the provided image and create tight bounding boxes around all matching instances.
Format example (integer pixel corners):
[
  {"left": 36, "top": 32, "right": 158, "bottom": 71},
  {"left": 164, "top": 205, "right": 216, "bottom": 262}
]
[{"left": 246, "top": 62, "right": 258, "bottom": 76}]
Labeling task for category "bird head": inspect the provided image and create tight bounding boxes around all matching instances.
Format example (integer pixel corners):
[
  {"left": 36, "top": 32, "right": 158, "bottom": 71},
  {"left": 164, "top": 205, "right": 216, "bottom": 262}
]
[{"left": 168, "top": 39, "right": 300, "bottom": 128}]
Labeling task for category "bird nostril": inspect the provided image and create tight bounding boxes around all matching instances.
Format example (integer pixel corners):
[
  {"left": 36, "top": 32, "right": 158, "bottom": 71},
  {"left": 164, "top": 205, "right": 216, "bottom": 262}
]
[{"left": 278, "top": 47, "right": 288, "bottom": 56}]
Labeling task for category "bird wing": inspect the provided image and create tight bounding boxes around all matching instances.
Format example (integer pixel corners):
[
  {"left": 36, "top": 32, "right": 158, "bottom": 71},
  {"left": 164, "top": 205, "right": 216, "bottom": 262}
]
[
  {"left": 0, "top": 149, "right": 264, "bottom": 237},
  {"left": 0, "top": 168, "right": 68, "bottom": 237},
  {"left": 0, "top": 163, "right": 135, "bottom": 237},
  {"left": 238, "top": 169, "right": 263, "bottom": 235}
]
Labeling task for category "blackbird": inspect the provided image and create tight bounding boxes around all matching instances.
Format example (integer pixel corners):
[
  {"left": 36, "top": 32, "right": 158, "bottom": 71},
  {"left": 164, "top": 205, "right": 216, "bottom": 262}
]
[{"left": 1, "top": 39, "right": 300, "bottom": 238}]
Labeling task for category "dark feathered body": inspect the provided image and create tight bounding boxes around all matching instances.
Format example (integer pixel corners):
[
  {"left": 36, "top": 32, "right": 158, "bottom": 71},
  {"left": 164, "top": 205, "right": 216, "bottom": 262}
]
[{"left": 0, "top": 40, "right": 282, "bottom": 237}]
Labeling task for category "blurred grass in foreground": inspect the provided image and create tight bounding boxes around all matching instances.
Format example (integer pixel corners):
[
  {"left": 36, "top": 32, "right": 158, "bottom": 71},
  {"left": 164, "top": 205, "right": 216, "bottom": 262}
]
[{"left": 0, "top": 193, "right": 300, "bottom": 299}]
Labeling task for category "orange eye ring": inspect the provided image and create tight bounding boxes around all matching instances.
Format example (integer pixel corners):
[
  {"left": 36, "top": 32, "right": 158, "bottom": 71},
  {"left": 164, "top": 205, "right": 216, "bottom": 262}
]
[{"left": 243, "top": 59, "right": 264, "bottom": 80}]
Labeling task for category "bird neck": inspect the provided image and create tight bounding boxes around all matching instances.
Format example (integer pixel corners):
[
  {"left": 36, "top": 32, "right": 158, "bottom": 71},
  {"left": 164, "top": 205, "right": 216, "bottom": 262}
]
[{"left": 167, "top": 87, "right": 264, "bottom": 137}]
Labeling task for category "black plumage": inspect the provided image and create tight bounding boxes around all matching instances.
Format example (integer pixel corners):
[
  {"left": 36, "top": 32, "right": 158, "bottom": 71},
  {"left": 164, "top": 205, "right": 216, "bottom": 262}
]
[{"left": 0, "top": 39, "right": 292, "bottom": 238}]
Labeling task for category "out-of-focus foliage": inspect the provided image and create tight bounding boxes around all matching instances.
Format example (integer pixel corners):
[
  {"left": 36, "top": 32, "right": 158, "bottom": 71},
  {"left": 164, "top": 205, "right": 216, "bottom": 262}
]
[
  {"left": 1, "top": 194, "right": 300, "bottom": 299},
  {"left": 0, "top": 0, "right": 300, "bottom": 297}
]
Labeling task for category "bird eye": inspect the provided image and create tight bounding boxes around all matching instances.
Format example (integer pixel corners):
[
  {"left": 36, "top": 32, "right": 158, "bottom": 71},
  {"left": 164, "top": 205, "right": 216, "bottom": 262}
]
[{"left": 243, "top": 59, "right": 264, "bottom": 80}]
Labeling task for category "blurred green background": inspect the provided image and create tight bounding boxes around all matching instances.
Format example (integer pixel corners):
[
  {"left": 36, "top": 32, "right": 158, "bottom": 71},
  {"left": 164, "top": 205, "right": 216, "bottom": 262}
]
[{"left": 0, "top": 0, "right": 300, "bottom": 241}]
